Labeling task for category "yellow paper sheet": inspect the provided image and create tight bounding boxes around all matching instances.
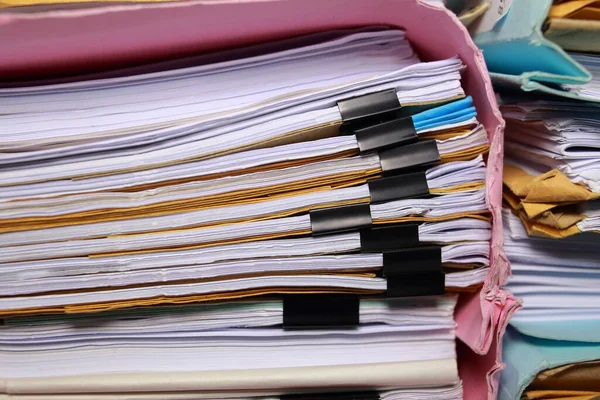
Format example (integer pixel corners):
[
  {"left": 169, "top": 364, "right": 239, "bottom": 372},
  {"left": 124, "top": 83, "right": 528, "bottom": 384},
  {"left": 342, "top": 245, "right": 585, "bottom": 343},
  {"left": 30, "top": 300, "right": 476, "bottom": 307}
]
[
  {"left": 506, "top": 206, "right": 583, "bottom": 238},
  {"left": 504, "top": 164, "right": 599, "bottom": 204},
  {"left": 374, "top": 211, "right": 490, "bottom": 225},
  {"left": 0, "top": 286, "right": 381, "bottom": 318},
  {"left": 0, "top": 179, "right": 484, "bottom": 233},
  {"left": 440, "top": 144, "right": 490, "bottom": 163},
  {"left": 459, "top": 0, "right": 490, "bottom": 28},
  {"left": 523, "top": 390, "right": 600, "bottom": 400},
  {"left": 545, "top": 18, "right": 600, "bottom": 53},
  {"left": 0, "top": 265, "right": 481, "bottom": 317},
  {"left": 503, "top": 164, "right": 599, "bottom": 218},
  {"left": 0, "top": 172, "right": 379, "bottom": 232},
  {"left": 549, "top": 0, "right": 600, "bottom": 19},
  {"left": 0, "top": 140, "right": 488, "bottom": 232}
]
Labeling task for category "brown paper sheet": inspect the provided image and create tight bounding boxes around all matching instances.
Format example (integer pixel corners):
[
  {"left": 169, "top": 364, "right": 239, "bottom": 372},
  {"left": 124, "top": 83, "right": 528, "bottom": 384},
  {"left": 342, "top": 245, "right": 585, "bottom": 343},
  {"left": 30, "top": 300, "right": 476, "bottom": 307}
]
[
  {"left": 0, "top": 140, "right": 488, "bottom": 232},
  {"left": 545, "top": 18, "right": 600, "bottom": 53},
  {"left": 523, "top": 391, "right": 600, "bottom": 400},
  {"left": 0, "top": 179, "right": 484, "bottom": 233},
  {"left": 62, "top": 132, "right": 482, "bottom": 193},
  {"left": 549, "top": 1, "right": 600, "bottom": 19},
  {"left": 459, "top": 0, "right": 490, "bottom": 28},
  {"left": 374, "top": 211, "right": 490, "bottom": 225},
  {"left": 96, "top": 228, "right": 312, "bottom": 258},
  {"left": 89, "top": 150, "right": 359, "bottom": 191},
  {"left": 0, "top": 173, "right": 378, "bottom": 232},
  {"left": 505, "top": 205, "right": 583, "bottom": 238},
  {"left": 503, "top": 164, "right": 599, "bottom": 210},
  {"left": 440, "top": 144, "right": 490, "bottom": 163},
  {"left": 528, "top": 360, "right": 600, "bottom": 392},
  {"left": 0, "top": 266, "right": 482, "bottom": 318},
  {"left": 419, "top": 127, "right": 473, "bottom": 140},
  {"left": 0, "top": 286, "right": 383, "bottom": 318},
  {"left": 91, "top": 211, "right": 489, "bottom": 259},
  {"left": 502, "top": 164, "right": 596, "bottom": 236}
]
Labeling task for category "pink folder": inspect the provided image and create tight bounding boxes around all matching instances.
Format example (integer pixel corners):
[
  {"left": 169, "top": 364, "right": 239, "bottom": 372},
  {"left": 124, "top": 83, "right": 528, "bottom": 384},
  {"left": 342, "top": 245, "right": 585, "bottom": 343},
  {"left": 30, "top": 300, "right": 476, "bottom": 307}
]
[{"left": 0, "top": 0, "right": 517, "bottom": 398}]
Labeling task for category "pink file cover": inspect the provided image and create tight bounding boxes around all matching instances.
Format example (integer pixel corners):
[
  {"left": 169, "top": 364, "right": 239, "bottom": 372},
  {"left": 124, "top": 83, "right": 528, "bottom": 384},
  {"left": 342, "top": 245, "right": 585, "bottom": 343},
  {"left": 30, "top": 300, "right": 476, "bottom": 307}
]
[{"left": 0, "top": 0, "right": 516, "bottom": 398}]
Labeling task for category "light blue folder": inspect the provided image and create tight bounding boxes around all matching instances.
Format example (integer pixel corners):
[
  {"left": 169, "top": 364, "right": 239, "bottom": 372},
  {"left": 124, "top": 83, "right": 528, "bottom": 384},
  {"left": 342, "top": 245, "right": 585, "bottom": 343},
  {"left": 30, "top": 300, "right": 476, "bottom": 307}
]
[
  {"left": 499, "top": 326, "right": 600, "bottom": 400},
  {"left": 412, "top": 96, "right": 476, "bottom": 131},
  {"left": 472, "top": 0, "right": 600, "bottom": 102}
]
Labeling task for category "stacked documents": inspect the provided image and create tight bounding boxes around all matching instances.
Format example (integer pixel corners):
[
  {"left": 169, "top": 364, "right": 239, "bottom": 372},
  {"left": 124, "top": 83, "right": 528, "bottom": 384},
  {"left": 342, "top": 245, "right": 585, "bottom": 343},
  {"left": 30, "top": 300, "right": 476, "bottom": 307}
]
[
  {"left": 0, "top": 296, "right": 463, "bottom": 399},
  {"left": 499, "top": 52, "right": 600, "bottom": 398},
  {"left": 0, "top": 27, "right": 492, "bottom": 398},
  {"left": 501, "top": 87, "right": 600, "bottom": 237},
  {"left": 500, "top": 211, "right": 600, "bottom": 400},
  {"left": 0, "top": 29, "right": 492, "bottom": 315}
]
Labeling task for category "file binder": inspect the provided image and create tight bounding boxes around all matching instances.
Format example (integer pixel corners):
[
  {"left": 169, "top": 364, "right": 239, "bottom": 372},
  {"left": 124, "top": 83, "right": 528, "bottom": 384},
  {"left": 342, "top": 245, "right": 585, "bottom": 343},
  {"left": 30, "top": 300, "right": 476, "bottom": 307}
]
[{"left": 0, "top": 1, "right": 509, "bottom": 399}]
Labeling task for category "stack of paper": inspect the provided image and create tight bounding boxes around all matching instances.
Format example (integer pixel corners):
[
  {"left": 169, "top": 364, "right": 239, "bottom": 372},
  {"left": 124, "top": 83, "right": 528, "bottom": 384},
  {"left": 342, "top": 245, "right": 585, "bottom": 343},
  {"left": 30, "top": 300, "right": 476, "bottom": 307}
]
[
  {"left": 498, "top": 51, "right": 600, "bottom": 399},
  {"left": 501, "top": 93, "right": 600, "bottom": 237},
  {"left": 0, "top": 296, "right": 462, "bottom": 399},
  {"left": 0, "top": 28, "right": 493, "bottom": 316},
  {"left": 499, "top": 210, "right": 600, "bottom": 400},
  {"left": 0, "top": 16, "right": 494, "bottom": 400},
  {"left": 503, "top": 210, "right": 600, "bottom": 329}
]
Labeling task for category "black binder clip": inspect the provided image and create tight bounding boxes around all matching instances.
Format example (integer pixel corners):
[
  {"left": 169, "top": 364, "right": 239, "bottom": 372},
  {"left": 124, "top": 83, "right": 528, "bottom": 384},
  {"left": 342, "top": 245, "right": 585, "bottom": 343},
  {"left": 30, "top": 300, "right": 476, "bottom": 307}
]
[
  {"left": 310, "top": 203, "right": 372, "bottom": 236},
  {"left": 282, "top": 294, "right": 360, "bottom": 329},
  {"left": 280, "top": 392, "right": 380, "bottom": 400},
  {"left": 337, "top": 89, "right": 401, "bottom": 123},
  {"left": 359, "top": 223, "right": 420, "bottom": 253},
  {"left": 354, "top": 116, "right": 418, "bottom": 153},
  {"left": 383, "top": 246, "right": 445, "bottom": 297},
  {"left": 368, "top": 171, "right": 430, "bottom": 204},
  {"left": 378, "top": 139, "right": 440, "bottom": 174}
]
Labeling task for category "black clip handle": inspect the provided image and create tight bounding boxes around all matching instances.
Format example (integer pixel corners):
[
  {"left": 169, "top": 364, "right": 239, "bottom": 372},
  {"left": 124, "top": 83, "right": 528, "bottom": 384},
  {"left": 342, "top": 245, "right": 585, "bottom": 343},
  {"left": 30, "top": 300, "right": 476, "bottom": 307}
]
[
  {"left": 310, "top": 203, "right": 372, "bottom": 236},
  {"left": 379, "top": 140, "right": 440, "bottom": 174},
  {"left": 337, "top": 89, "right": 401, "bottom": 123},
  {"left": 368, "top": 171, "right": 429, "bottom": 203},
  {"left": 283, "top": 294, "right": 360, "bottom": 329},
  {"left": 383, "top": 246, "right": 445, "bottom": 298},
  {"left": 359, "top": 223, "right": 420, "bottom": 253},
  {"left": 354, "top": 116, "right": 418, "bottom": 153}
]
